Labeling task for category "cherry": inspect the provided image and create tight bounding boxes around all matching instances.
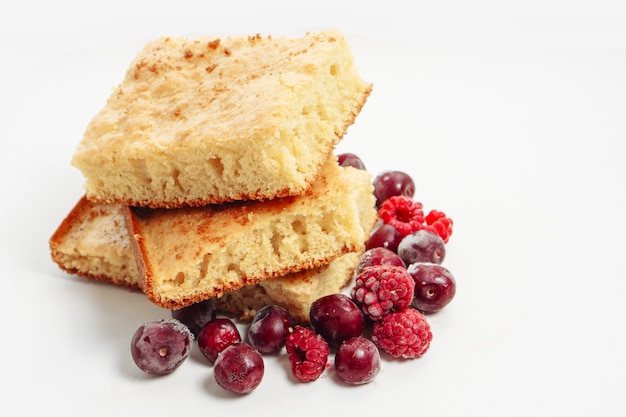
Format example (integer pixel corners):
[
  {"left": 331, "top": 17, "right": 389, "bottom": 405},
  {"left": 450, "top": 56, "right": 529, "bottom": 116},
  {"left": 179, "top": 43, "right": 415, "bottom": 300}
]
[
  {"left": 197, "top": 318, "right": 241, "bottom": 364},
  {"left": 365, "top": 223, "right": 404, "bottom": 253},
  {"left": 213, "top": 342, "right": 264, "bottom": 394},
  {"left": 337, "top": 153, "right": 366, "bottom": 170},
  {"left": 309, "top": 294, "right": 365, "bottom": 347},
  {"left": 334, "top": 337, "right": 381, "bottom": 385},
  {"left": 373, "top": 170, "right": 415, "bottom": 207},
  {"left": 247, "top": 305, "right": 294, "bottom": 354},
  {"left": 407, "top": 263, "right": 456, "bottom": 313},
  {"left": 170, "top": 299, "right": 216, "bottom": 337},
  {"left": 130, "top": 319, "right": 193, "bottom": 375},
  {"left": 356, "top": 246, "right": 406, "bottom": 276},
  {"left": 397, "top": 230, "right": 446, "bottom": 266}
]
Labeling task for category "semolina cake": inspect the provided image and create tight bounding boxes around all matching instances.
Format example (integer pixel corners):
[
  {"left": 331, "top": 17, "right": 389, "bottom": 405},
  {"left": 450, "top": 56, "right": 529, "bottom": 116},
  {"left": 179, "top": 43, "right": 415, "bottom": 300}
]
[
  {"left": 48, "top": 197, "right": 366, "bottom": 323},
  {"left": 49, "top": 196, "right": 141, "bottom": 289},
  {"left": 48, "top": 164, "right": 377, "bottom": 321},
  {"left": 72, "top": 30, "right": 372, "bottom": 208},
  {"left": 124, "top": 159, "right": 377, "bottom": 310}
]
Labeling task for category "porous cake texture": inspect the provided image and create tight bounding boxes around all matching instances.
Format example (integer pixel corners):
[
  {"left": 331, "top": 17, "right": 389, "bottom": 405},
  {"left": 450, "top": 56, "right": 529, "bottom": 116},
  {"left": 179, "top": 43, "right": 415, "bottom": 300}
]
[
  {"left": 72, "top": 30, "right": 372, "bottom": 208},
  {"left": 125, "top": 160, "right": 377, "bottom": 310},
  {"left": 48, "top": 194, "right": 373, "bottom": 323}
]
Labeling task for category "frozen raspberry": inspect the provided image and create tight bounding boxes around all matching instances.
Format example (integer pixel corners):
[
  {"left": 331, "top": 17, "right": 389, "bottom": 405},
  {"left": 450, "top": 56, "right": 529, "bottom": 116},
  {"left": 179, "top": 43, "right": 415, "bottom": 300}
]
[
  {"left": 378, "top": 196, "right": 425, "bottom": 237},
  {"left": 371, "top": 308, "right": 432, "bottom": 359},
  {"left": 351, "top": 265, "right": 415, "bottom": 321},
  {"left": 423, "top": 210, "right": 453, "bottom": 243},
  {"left": 285, "top": 325, "right": 329, "bottom": 382}
]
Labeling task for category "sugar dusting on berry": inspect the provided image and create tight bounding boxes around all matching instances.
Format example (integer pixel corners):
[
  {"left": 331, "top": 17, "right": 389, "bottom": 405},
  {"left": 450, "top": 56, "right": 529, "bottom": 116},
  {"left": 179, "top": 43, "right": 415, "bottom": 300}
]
[
  {"left": 371, "top": 308, "right": 432, "bottom": 359},
  {"left": 285, "top": 325, "right": 330, "bottom": 382},
  {"left": 334, "top": 337, "right": 381, "bottom": 385},
  {"left": 406, "top": 263, "right": 456, "bottom": 313},
  {"left": 351, "top": 265, "right": 415, "bottom": 321},
  {"left": 130, "top": 318, "right": 194, "bottom": 375},
  {"left": 213, "top": 342, "right": 264, "bottom": 394},
  {"left": 397, "top": 230, "right": 446, "bottom": 265}
]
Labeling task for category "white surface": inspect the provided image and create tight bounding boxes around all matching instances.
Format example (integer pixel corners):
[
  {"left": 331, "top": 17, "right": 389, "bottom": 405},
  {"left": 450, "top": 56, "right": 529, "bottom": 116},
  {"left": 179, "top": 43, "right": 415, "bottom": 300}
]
[{"left": 2, "top": 1, "right": 625, "bottom": 416}]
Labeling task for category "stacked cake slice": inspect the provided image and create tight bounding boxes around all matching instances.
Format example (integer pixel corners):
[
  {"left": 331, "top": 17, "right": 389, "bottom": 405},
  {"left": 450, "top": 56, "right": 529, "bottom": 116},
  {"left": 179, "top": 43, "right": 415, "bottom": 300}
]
[{"left": 50, "top": 30, "right": 376, "bottom": 323}]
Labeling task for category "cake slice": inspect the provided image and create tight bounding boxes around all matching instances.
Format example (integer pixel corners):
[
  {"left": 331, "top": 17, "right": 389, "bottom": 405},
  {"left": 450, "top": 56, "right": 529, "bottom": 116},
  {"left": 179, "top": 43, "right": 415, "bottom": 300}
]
[
  {"left": 49, "top": 196, "right": 141, "bottom": 289},
  {"left": 72, "top": 30, "right": 372, "bottom": 208},
  {"left": 48, "top": 197, "right": 365, "bottom": 323},
  {"left": 125, "top": 159, "right": 377, "bottom": 310}
]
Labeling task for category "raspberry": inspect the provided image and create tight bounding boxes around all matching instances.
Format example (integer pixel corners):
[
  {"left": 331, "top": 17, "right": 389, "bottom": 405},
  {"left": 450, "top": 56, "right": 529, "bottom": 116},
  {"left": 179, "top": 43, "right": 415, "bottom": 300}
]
[
  {"left": 371, "top": 308, "right": 432, "bottom": 359},
  {"left": 378, "top": 196, "right": 424, "bottom": 237},
  {"left": 351, "top": 265, "right": 415, "bottom": 321},
  {"left": 285, "top": 325, "right": 330, "bottom": 382},
  {"left": 423, "top": 210, "right": 453, "bottom": 243}
]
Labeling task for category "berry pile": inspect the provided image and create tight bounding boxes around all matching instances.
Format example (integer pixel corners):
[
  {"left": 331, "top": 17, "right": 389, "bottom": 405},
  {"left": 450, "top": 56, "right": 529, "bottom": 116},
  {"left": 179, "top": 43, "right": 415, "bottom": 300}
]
[{"left": 129, "top": 153, "right": 457, "bottom": 393}]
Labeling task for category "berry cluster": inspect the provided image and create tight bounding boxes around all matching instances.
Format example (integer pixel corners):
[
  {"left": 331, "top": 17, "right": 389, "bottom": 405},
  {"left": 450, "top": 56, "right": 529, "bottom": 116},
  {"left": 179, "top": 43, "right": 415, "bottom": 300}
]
[
  {"left": 129, "top": 153, "right": 458, "bottom": 393},
  {"left": 353, "top": 160, "right": 457, "bottom": 360},
  {"left": 364, "top": 162, "right": 457, "bottom": 317}
]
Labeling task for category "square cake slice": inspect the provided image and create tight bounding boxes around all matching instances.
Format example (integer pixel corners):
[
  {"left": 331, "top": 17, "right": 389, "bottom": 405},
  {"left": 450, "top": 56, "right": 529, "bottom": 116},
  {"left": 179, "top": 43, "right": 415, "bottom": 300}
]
[
  {"left": 124, "top": 159, "right": 377, "bottom": 309},
  {"left": 72, "top": 30, "right": 372, "bottom": 208},
  {"left": 49, "top": 193, "right": 374, "bottom": 323}
]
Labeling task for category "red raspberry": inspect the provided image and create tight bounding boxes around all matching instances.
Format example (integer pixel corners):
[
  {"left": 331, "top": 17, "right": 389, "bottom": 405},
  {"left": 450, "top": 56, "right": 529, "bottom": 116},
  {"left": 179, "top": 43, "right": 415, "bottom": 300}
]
[
  {"left": 424, "top": 210, "right": 453, "bottom": 243},
  {"left": 285, "top": 325, "right": 329, "bottom": 382},
  {"left": 351, "top": 265, "right": 415, "bottom": 321},
  {"left": 371, "top": 308, "right": 432, "bottom": 359},
  {"left": 378, "top": 196, "right": 425, "bottom": 237}
]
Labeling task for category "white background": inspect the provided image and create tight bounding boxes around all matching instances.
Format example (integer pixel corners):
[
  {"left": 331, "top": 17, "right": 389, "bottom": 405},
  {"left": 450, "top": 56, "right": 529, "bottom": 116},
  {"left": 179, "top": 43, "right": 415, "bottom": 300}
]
[{"left": 1, "top": 1, "right": 625, "bottom": 416}]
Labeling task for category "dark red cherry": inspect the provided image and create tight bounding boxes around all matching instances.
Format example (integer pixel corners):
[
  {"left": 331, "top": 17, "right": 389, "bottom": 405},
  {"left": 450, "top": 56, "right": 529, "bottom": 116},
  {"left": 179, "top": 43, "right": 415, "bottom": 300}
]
[
  {"left": 197, "top": 318, "right": 241, "bottom": 364},
  {"left": 373, "top": 171, "right": 415, "bottom": 207},
  {"left": 397, "top": 230, "right": 446, "bottom": 266},
  {"left": 247, "top": 305, "right": 293, "bottom": 354},
  {"left": 310, "top": 294, "right": 364, "bottom": 346},
  {"left": 407, "top": 263, "right": 456, "bottom": 313},
  {"left": 334, "top": 337, "right": 381, "bottom": 385},
  {"left": 356, "top": 246, "right": 406, "bottom": 275},
  {"left": 365, "top": 224, "right": 404, "bottom": 253},
  {"left": 337, "top": 153, "right": 366, "bottom": 170}
]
